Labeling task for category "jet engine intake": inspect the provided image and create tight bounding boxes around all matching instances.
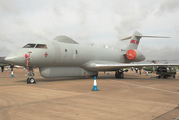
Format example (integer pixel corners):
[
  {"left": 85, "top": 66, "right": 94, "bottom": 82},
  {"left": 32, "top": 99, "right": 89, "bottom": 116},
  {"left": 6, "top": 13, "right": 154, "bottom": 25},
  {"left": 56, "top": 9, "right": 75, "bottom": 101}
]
[{"left": 126, "top": 49, "right": 145, "bottom": 62}]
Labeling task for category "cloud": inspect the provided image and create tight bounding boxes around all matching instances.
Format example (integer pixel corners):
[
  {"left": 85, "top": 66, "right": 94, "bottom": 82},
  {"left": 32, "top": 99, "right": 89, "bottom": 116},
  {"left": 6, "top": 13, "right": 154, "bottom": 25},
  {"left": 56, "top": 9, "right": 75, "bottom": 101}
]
[
  {"left": 139, "top": 45, "right": 179, "bottom": 60},
  {"left": 0, "top": 0, "right": 19, "bottom": 14},
  {"left": 158, "top": 0, "right": 179, "bottom": 13},
  {"left": 0, "top": 0, "right": 178, "bottom": 62},
  {"left": 0, "top": 45, "right": 11, "bottom": 57}
]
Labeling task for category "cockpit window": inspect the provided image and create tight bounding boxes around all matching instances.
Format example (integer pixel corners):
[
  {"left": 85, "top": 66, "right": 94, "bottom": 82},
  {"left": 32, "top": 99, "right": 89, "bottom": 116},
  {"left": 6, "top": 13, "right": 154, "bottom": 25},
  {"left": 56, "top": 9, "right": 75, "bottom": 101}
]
[
  {"left": 35, "top": 44, "right": 47, "bottom": 49},
  {"left": 23, "top": 44, "right": 36, "bottom": 48}
]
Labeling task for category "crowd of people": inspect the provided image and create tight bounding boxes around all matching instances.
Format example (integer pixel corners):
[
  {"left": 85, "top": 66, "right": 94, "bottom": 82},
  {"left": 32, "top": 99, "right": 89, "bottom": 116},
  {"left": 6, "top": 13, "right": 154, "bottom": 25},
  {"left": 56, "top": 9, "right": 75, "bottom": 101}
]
[{"left": 1, "top": 64, "right": 14, "bottom": 73}]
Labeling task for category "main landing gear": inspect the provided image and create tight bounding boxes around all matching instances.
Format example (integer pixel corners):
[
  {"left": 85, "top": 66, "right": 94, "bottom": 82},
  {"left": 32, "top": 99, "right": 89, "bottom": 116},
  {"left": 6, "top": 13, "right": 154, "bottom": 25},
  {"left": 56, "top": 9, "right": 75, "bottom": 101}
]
[
  {"left": 115, "top": 69, "right": 124, "bottom": 78},
  {"left": 27, "top": 67, "right": 36, "bottom": 84}
]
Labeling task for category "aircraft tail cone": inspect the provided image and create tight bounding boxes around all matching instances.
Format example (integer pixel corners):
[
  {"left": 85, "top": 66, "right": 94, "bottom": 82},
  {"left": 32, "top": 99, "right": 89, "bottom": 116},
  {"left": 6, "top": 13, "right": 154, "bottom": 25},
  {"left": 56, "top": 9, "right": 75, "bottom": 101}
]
[
  {"left": 11, "top": 71, "right": 14, "bottom": 77},
  {"left": 92, "top": 76, "right": 99, "bottom": 91}
]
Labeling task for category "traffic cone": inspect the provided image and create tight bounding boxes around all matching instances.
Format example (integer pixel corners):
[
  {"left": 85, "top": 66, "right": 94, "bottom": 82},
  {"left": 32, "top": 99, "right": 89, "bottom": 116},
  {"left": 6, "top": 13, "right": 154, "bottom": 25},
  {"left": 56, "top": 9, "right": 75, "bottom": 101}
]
[
  {"left": 146, "top": 70, "right": 148, "bottom": 76},
  {"left": 11, "top": 70, "right": 14, "bottom": 77},
  {"left": 24, "top": 68, "right": 26, "bottom": 71},
  {"left": 92, "top": 76, "right": 99, "bottom": 91}
]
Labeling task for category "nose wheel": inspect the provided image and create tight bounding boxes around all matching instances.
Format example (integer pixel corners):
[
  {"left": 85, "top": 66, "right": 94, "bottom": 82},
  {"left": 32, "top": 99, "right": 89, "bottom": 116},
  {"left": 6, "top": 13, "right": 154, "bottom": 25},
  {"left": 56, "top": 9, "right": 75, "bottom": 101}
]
[
  {"left": 27, "top": 77, "right": 36, "bottom": 84},
  {"left": 26, "top": 67, "right": 36, "bottom": 84}
]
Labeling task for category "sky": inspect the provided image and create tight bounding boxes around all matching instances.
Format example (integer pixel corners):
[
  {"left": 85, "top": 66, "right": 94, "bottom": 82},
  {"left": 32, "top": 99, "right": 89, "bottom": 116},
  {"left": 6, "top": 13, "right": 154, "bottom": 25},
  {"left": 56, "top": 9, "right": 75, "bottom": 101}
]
[{"left": 0, "top": 0, "right": 179, "bottom": 62}]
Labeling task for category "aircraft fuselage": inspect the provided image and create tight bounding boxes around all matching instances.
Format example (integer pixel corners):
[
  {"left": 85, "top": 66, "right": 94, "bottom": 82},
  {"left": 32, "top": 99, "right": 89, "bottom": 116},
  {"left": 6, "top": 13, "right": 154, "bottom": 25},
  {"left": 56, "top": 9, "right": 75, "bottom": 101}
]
[
  {"left": 5, "top": 34, "right": 146, "bottom": 78},
  {"left": 6, "top": 40, "right": 142, "bottom": 69}
]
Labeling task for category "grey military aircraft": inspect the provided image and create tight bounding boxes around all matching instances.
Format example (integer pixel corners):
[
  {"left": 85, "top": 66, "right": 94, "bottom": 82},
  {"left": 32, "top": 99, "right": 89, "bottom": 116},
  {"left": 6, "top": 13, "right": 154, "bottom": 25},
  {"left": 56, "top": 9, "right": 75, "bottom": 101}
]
[{"left": 5, "top": 31, "right": 178, "bottom": 84}]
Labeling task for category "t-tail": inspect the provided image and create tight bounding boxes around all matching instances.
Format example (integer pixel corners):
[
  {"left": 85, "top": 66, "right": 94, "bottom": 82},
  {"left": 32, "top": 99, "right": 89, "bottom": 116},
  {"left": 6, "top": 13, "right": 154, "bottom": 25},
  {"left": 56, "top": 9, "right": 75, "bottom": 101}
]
[
  {"left": 122, "top": 31, "right": 142, "bottom": 50},
  {"left": 121, "top": 31, "right": 170, "bottom": 62}
]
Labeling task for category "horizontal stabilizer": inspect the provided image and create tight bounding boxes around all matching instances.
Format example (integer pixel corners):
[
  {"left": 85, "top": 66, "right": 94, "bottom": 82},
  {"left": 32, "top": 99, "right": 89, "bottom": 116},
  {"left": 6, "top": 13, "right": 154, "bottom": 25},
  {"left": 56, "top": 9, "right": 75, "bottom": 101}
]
[
  {"left": 121, "top": 35, "right": 170, "bottom": 40},
  {"left": 137, "top": 35, "right": 170, "bottom": 38},
  {"left": 121, "top": 36, "right": 132, "bottom": 40}
]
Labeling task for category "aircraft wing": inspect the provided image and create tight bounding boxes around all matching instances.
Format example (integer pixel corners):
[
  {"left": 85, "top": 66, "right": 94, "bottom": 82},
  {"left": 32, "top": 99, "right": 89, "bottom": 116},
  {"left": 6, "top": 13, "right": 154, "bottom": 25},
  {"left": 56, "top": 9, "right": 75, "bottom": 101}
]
[{"left": 95, "top": 63, "right": 179, "bottom": 71}]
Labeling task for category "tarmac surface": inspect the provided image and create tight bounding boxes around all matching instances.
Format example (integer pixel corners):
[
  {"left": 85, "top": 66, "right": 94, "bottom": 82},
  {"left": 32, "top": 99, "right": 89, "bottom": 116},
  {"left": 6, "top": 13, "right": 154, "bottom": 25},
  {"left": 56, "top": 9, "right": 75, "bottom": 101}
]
[{"left": 0, "top": 68, "right": 179, "bottom": 120}]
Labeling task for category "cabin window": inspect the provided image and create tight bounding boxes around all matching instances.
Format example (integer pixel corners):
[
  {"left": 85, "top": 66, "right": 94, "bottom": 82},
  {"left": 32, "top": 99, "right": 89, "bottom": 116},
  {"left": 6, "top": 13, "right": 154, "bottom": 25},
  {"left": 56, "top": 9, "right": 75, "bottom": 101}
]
[
  {"left": 23, "top": 44, "right": 36, "bottom": 48},
  {"left": 65, "top": 49, "right": 67, "bottom": 52},
  {"left": 76, "top": 50, "right": 78, "bottom": 54},
  {"left": 35, "top": 44, "right": 47, "bottom": 49}
]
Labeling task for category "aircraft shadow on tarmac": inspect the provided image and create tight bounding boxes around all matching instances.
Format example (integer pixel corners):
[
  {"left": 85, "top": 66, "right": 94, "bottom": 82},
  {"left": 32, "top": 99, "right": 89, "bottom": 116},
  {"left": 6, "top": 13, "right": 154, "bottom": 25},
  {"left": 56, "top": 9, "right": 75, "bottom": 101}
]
[{"left": 16, "top": 75, "right": 178, "bottom": 83}]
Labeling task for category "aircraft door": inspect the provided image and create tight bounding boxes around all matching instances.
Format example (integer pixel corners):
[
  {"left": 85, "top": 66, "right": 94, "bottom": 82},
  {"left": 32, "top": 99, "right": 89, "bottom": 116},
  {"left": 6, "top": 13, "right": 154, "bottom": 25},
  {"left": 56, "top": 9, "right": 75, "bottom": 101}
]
[
  {"left": 62, "top": 45, "right": 71, "bottom": 64},
  {"left": 51, "top": 42, "right": 62, "bottom": 65}
]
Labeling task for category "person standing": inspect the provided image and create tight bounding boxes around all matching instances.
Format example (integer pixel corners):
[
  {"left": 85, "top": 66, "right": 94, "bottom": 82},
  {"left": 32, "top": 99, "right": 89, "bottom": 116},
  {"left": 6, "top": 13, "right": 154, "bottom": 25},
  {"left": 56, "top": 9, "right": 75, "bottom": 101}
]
[
  {"left": 1, "top": 65, "right": 4, "bottom": 73},
  {"left": 10, "top": 64, "right": 14, "bottom": 71}
]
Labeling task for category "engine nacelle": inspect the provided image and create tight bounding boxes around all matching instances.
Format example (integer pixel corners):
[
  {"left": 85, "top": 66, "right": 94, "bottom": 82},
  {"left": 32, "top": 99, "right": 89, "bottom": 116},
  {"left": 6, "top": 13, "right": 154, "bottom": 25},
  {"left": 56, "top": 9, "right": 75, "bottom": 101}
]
[
  {"left": 126, "top": 49, "right": 145, "bottom": 62},
  {"left": 39, "top": 67, "right": 98, "bottom": 78}
]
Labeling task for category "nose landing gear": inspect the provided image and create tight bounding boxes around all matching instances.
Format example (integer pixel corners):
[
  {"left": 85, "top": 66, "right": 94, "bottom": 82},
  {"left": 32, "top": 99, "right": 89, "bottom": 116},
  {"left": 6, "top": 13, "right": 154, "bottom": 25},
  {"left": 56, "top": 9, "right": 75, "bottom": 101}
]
[
  {"left": 25, "top": 52, "right": 36, "bottom": 84},
  {"left": 27, "top": 67, "right": 36, "bottom": 84}
]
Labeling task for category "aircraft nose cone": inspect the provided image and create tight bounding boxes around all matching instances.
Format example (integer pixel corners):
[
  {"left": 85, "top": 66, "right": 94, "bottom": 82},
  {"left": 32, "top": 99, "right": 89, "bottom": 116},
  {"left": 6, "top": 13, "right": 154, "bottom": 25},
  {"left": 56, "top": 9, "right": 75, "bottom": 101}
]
[
  {"left": 5, "top": 54, "right": 17, "bottom": 64},
  {"left": 5, "top": 50, "right": 25, "bottom": 66}
]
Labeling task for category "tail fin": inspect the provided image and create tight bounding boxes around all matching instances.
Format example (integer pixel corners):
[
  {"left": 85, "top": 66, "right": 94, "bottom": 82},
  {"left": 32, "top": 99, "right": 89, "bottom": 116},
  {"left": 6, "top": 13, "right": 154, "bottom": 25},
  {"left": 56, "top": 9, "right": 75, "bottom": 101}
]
[
  {"left": 121, "top": 31, "right": 170, "bottom": 51},
  {"left": 122, "top": 31, "right": 142, "bottom": 50}
]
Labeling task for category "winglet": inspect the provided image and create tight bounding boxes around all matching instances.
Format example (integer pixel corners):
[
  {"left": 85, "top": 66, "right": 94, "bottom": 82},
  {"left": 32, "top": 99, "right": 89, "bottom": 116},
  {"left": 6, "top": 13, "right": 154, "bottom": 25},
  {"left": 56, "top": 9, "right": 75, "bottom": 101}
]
[{"left": 121, "top": 31, "right": 170, "bottom": 41}]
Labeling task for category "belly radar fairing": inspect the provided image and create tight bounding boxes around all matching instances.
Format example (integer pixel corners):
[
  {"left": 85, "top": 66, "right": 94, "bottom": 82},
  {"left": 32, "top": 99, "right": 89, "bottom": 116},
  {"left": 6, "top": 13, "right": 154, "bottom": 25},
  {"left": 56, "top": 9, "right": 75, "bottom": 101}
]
[{"left": 5, "top": 31, "right": 173, "bottom": 84}]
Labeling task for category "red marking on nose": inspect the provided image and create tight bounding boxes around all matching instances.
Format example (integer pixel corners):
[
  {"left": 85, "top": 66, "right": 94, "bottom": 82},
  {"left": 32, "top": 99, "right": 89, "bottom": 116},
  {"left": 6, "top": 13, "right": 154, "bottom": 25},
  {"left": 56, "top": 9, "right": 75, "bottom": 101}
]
[
  {"left": 25, "top": 54, "right": 28, "bottom": 58},
  {"left": 44, "top": 52, "right": 48, "bottom": 58}
]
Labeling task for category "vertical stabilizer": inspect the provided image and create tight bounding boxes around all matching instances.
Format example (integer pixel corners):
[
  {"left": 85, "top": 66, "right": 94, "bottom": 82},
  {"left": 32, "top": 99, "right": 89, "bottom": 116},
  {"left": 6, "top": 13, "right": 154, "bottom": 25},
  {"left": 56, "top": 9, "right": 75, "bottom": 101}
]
[{"left": 124, "top": 31, "right": 142, "bottom": 50}]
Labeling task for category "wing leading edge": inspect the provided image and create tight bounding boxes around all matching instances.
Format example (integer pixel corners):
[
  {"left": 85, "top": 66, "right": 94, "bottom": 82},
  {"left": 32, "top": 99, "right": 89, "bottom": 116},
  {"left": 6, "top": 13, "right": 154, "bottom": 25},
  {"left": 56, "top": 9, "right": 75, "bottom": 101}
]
[{"left": 95, "top": 63, "right": 179, "bottom": 71}]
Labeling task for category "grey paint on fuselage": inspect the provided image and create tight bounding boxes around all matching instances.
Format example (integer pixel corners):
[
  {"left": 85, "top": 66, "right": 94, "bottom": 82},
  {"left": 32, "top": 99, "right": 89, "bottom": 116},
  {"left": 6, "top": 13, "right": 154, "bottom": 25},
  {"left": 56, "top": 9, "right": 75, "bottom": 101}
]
[
  {"left": 9, "top": 40, "right": 128, "bottom": 71},
  {"left": 5, "top": 31, "right": 149, "bottom": 79}
]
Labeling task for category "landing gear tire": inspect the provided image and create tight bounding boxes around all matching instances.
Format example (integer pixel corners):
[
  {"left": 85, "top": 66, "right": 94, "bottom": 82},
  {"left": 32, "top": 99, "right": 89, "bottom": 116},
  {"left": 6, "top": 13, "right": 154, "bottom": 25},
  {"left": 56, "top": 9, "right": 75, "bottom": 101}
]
[
  {"left": 27, "top": 78, "right": 30, "bottom": 84},
  {"left": 27, "top": 77, "right": 36, "bottom": 84},
  {"left": 26, "top": 67, "right": 36, "bottom": 84},
  {"left": 30, "top": 78, "right": 36, "bottom": 84},
  {"left": 115, "top": 70, "right": 124, "bottom": 79}
]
